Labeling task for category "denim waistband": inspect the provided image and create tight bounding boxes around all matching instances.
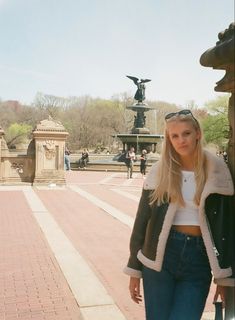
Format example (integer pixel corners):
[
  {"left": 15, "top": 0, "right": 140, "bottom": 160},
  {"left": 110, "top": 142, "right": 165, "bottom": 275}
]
[{"left": 169, "top": 228, "right": 204, "bottom": 245}]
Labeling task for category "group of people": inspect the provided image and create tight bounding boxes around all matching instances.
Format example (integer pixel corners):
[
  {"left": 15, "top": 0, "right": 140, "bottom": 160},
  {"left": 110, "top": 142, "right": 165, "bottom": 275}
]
[
  {"left": 66, "top": 146, "right": 146, "bottom": 175},
  {"left": 125, "top": 147, "right": 148, "bottom": 179},
  {"left": 217, "top": 150, "right": 228, "bottom": 163},
  {"left": 64, "top": 148, "right": 89, "bottom": 170},
  {"left": 66, "top": 145, "right": 148, "bottom": 177}
]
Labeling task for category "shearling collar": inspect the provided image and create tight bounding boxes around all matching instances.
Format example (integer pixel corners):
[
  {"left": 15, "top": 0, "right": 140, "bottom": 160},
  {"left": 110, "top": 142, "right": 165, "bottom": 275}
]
[
  {"left": 144, "top": 150, "right": 234, "bottom": 196},
  {"left": 202, "top": 150, "right": 234, "bottom": 198}
]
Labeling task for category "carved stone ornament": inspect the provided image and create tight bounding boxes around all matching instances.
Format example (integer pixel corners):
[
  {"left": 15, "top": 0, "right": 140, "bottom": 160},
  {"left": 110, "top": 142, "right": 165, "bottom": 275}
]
[
  {"left": 200, "top": 22, "right": 234, "bottom": 92},
  {"left": 11, "top": 162, "right": 24, "bottom": 174},
  {"left": 34, "top": 116, "right": 66, "bottom": 132},
  {"left": 44, "top": 140, "right": 56, "bottom": 160}
]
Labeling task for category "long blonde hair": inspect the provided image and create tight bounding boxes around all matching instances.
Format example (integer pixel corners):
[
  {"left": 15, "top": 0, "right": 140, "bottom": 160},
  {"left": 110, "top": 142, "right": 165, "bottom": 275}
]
[{"left": 150, "top": 113, "right": 207, "bottom": 207}]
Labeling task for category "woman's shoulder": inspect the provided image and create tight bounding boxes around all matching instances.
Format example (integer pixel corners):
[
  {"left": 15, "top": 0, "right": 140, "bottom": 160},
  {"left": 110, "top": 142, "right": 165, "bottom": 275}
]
[
  {"left": 204, "top": 149, "right": 234, "bottom": 195},
  {"left": 205, "top": 149, "right": 230, "bottom": 172}
]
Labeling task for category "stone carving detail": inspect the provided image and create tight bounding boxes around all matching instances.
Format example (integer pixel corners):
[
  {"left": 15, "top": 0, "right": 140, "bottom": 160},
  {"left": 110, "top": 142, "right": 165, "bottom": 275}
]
[
  {"left": 44, "top": 140, "right": 56, "bottom": 160},
  {"left": 200, "top": 22, "right": 234, "bottom": 92},
  {"left": 11, "top": 162, "right": 24, "bottom": 174},
  {"left": 200, "top": 22, "right": 234, "bottom": 178},
  {"left": 35, "top": 116, "right": 66, "bottom": 132}
]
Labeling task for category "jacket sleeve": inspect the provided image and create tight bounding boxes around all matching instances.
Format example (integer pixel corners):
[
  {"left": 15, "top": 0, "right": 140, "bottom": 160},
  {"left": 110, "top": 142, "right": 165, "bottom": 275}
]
[
  {"left": 124, "top": 189, "right": 152, "bottom": 278},
  {"left": 212, "top": 195, "right": 235, "bottom": 287}
]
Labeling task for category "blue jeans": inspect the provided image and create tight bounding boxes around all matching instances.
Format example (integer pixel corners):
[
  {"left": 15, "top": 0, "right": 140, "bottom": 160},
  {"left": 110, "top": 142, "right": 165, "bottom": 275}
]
[
  {"left": 142, "top": 229, "right": 212, "bottom": 320},
  {"left": 64, "top": 155, "right": 70, "bottom": 170}
]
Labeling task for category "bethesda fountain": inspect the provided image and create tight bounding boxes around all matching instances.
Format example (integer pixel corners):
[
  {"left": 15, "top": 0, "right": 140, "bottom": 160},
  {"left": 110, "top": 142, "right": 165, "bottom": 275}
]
[{"left": 114, "top": 75, "right": 164, "bottom": 154}]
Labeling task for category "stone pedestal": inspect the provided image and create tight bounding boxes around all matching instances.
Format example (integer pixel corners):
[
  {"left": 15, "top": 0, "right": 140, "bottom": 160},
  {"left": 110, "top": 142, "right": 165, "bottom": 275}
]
[
  {"left": 32, "top": 118, "right": 68, "bottom": 185},
  {"left": 127, "top": 102, "right": 153, "bottom": 134},
  {"left": 117, "top": 102, "right": 162, "bottom": 153},
  {"left": 200, "top": 22, "right": 235, "bottom": 319}
]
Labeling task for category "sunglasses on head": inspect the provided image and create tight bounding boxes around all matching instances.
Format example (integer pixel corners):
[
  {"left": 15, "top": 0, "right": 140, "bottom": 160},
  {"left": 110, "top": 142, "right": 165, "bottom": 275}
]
[{"left": 165, "top": 109, "right": 195, "bottom": 120}]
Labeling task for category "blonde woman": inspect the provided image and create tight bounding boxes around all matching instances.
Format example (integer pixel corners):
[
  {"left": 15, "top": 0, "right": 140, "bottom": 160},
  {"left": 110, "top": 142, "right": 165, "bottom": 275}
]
[{"left": 124, "top": 110, "right": 234, "bottom": 320}]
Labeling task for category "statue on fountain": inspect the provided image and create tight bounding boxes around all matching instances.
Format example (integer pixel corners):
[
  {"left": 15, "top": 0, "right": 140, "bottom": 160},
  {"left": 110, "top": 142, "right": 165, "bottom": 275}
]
[
  {"left": 126, "top": 75, "right": 151, "bottom": 103},
  {"left": 126, "top": 75, "right": 152, "bottom": 134},
  {"left": 113, "top": 76, "right": 163, "bottom": 156}
]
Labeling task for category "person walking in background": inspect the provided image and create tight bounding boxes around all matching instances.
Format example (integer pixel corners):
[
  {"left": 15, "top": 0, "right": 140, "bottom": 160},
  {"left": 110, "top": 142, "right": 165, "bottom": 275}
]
[
  {"left": 64, "top": 146, "right": 71, "bottom": 170},
  {"left": 222, "top": 150, "right": 228, "bottom": 163},
  {"left": 125, "top": 147, "right": 136, "bottom": 179},
  {"left": 124, "top": 109, "right": 234, "bottom": 320},
  {"left": 140, "top": 149, "right": 147, "bottom": 176},
  {"left": 217, "top": 150, "right": 228, "bottom": 163}
]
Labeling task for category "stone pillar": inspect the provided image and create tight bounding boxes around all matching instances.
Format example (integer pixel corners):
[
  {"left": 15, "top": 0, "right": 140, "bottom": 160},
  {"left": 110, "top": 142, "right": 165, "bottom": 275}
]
[
  {"left": 153, "top": 143, "right": 157, "bottom": 153},
  {"left": 122, "top": 142, "right": 125, "bottom": 152},
  {"left": 200, "top": 22, "right": 234, "bottom": 319},
  {"left": 32, "top": 117, "right": 68, "bottom": 185}
]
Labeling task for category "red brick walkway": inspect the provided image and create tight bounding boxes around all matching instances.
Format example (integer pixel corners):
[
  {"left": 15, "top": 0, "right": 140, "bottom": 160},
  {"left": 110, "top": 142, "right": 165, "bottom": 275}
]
[
  {"left": 0, "top": 190, "right": 81, "bottom": 320},
  {"left": 0, "top": 171, "right": 217, "bottom": 319}
]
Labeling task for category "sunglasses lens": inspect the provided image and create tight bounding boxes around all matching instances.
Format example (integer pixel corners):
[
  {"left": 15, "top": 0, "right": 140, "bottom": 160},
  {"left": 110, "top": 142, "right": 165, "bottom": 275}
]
[
  {"left": 180, "top": 110, "right": 192, "bottom": 116},
  {"left": 165, "top": 109, "right": 192, "bottom": 120},
  {"left": 165, "top": 113, "right": 175, "bottom": 120}
]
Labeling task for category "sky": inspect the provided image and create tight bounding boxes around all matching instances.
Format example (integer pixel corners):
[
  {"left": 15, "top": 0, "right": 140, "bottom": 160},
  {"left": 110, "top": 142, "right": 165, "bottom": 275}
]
[{"left": 0, "top": 0, "right": 234, "bottom": 108}]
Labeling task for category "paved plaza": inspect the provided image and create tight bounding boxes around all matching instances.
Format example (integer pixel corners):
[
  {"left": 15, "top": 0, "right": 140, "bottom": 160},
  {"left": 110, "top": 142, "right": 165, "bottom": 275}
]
[{"left": 0, "top": 171, "right": 217, "bottom": 320}]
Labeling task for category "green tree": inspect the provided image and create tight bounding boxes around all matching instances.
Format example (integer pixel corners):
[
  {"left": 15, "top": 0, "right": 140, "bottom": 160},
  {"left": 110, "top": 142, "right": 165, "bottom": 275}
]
[
  {"left": 5, "top": 123, "right": 32, "bottom": 149},
  {"left": 201, "top": 95, "right": 229, "bottom": 149}
]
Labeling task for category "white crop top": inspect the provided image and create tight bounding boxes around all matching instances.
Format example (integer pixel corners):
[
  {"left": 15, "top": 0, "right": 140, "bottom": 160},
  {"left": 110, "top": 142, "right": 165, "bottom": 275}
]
[{"left": 172, "top": 170, "right": 199, "bottom": 226}]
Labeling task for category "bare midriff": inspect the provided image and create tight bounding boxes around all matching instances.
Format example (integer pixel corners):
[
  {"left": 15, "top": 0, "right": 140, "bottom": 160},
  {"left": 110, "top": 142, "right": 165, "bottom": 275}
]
[{"left": 172, "top": 225, "right": 202, "bottom": 236}]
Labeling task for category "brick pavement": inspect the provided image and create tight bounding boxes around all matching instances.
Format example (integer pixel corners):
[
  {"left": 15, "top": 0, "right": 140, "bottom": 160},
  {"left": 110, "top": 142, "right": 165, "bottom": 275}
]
[
  {"left": 0, "top": 171, "right": 217, "bottom": 320},
  {"left": 0, "top": 189, "right": 81, "bottom": 320}
]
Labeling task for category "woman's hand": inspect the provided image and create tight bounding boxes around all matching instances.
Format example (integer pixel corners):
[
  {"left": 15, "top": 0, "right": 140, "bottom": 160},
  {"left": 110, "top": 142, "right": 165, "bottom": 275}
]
[
  {"left": 129, "top": 277, "right": 142, "bottom": 304},
  {"left": 213, "top": 285, "right": 226, "bottom": 308}
]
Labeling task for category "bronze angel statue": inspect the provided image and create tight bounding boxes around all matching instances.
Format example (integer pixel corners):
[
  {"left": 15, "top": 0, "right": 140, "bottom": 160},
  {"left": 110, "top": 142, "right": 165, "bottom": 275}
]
[{"left": 126, "top": 75, "right": 151, "bottom": 103}]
